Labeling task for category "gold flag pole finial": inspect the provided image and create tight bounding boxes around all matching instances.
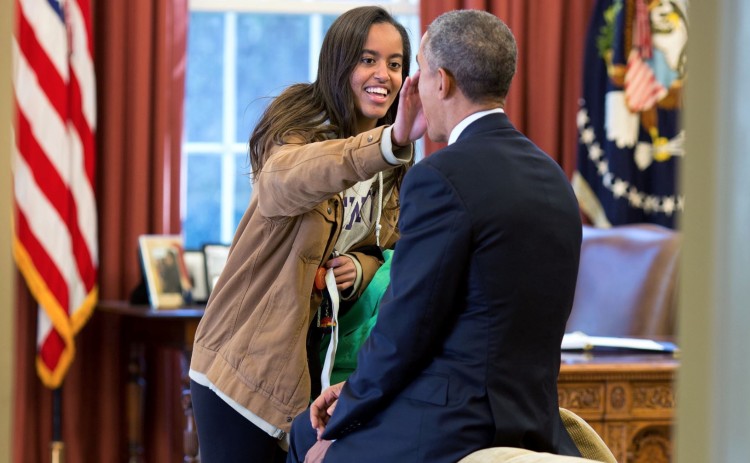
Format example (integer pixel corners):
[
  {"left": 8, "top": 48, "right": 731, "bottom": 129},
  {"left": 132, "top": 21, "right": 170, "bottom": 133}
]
[{"left": 50, "top": 440, "right": 65, "bottom": 463}]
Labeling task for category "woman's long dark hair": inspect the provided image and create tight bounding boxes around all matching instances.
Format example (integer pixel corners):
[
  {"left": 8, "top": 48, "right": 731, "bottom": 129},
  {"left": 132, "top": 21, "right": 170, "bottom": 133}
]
[{"left": 248, "top": 6, "right": 412, "bottom": 178}]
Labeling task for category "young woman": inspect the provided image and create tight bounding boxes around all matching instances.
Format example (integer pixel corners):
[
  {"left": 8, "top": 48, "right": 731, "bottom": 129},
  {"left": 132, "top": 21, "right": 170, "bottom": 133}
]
[{"left": 189, "top": 6, "right": 425, "bottom": 462}]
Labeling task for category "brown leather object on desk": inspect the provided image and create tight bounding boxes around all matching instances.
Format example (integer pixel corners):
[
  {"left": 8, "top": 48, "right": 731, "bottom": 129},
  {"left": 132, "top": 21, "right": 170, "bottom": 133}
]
[
  {"left": 566, "top": 224, "right": 681, "bottom": 337},
  {"left": 558, "top": 352, "right": 678, "bottom": 463}
]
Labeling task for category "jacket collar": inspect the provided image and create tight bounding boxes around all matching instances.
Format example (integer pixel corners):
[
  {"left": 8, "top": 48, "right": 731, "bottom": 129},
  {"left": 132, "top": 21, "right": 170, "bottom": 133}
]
[
  {"left": 448, "top": 108, "right": 505, "bottom": 144},
  {"left": 456, "top": 112, "right": 513, "bottom": 143}
]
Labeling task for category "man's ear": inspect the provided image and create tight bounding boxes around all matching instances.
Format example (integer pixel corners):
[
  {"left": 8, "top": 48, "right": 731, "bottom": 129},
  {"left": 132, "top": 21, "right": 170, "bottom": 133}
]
[{"left": 437, "top": 67, "right": 452, "bottom": 100}]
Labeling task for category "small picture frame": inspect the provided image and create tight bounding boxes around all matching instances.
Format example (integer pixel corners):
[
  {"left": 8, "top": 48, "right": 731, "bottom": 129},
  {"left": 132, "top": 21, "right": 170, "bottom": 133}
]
[
  {"left": 183, "top": 250, "right": 209, "bottom": 303},
  {"left": 138, "top": 235, "right": 193, "bottom": 309},
  {"left": 203, "top": 243, "right": 231, "bottom": 295}
]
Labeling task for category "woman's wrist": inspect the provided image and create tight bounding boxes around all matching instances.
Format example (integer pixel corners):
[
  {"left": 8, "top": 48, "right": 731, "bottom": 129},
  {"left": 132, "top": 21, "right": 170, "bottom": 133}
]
[
  {"left": 390, "top": 127, "right": 407, "bottom": 148},
  {"left": 380, "top": 126, "right": 412, "bottom": 165}
]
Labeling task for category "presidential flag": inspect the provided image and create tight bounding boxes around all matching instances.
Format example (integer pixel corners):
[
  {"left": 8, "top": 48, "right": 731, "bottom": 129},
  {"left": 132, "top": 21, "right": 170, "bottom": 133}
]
[
  {"left": 12, "top": 0, "right": 98, "bottom": 388},
  {"left": 573, "top": 0, "right": 687, "bottom": 228}
]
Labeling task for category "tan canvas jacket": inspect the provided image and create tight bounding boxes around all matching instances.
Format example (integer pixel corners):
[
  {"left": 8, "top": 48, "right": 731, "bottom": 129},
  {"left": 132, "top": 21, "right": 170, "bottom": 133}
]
[{"left": 190, "top": 125, "right": 410, "bottom": 434}]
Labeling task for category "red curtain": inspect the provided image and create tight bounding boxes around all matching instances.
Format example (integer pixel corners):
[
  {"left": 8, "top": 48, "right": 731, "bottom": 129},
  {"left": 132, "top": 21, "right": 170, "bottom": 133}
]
[
  {"left": 13, "top": 1, "right": 188, "bottom": 461},
  {"left": 420, "top": 0, "right": 596, "bottom": 177}
]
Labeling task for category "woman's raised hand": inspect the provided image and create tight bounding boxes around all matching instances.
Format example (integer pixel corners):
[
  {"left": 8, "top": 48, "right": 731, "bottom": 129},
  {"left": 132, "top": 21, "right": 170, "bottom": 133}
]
[{"left": 391, "top": 71, "right": 426, "bottom": 147}]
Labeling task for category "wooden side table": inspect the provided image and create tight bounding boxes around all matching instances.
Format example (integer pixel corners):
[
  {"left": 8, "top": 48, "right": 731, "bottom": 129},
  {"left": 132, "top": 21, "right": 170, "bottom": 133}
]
[
  {"left": 97, "top": 300, "right": 205, "bottom": 463},
  {"left": 558, "top": 352, "right": 679, "bottom": 463}
]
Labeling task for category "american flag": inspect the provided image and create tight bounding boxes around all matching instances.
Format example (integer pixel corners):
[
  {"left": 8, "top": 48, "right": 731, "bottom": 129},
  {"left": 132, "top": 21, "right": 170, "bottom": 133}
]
[
  {"left": 624, "top": 49, "right": 667, "bottom": 112},
  {"left": 12, "top": 0, "right": 98, "bottom": 388},
  {"left": 624, "top": 0, "right": 665, "bottom": 112}
]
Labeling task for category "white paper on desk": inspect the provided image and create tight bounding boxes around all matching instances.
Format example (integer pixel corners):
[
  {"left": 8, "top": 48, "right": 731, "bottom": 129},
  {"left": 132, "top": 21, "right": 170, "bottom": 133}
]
[{"left": 561, "top": 331, "right": 678, "bottom": 352}]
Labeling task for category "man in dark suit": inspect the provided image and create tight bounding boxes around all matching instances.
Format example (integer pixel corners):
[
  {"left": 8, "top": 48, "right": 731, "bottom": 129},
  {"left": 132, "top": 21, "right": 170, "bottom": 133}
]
[{"left": 288, "top": 10, "right": 582, "bottom": 463}]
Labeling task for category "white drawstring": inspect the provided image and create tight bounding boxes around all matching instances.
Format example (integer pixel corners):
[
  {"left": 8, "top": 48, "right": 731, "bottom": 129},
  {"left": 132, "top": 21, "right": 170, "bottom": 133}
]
[
  {"left": 320, "top": 268, "right": 340, "bottom": 390},
  {"left": 375, "top": 171, "right": 383, "bottom": 247},
  {"left": 321, "top": 172, "right": 384, "bottom": 389}
]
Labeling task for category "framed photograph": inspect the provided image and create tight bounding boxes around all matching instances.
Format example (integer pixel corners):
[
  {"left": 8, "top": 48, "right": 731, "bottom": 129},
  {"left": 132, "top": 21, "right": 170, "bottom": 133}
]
[
  {"left": 184, "top": 250, "right": 209, "bottom": 303},
  {"left": 138, "top": 235, "right": 193, "bottom": 309},
  {"left": 203, "top": 243, "right": 231, "bottom": 295}
]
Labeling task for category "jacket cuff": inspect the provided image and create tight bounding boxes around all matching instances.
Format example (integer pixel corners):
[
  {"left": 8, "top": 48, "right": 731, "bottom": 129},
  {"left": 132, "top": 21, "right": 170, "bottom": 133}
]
[{"left": 381, "top": 126, "right": 413, "bottom": 165}]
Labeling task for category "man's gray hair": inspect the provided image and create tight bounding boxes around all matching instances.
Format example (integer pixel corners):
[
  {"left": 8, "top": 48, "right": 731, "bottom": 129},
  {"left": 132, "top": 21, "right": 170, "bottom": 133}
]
[{"left": 423, "top": 10, "right": 517, "bottom": 102}]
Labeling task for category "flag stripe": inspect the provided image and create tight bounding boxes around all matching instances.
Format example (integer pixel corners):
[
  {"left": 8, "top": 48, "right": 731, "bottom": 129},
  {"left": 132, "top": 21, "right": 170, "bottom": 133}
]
[
  {"left": 36, "top": 307, "right": 52, "bottom": 346},
  {"left": 39, "top": 326, "right": 66, "bottom": 370},
  {"left": 66, "top": 124, "right": 99, "bottom": 270},
  {"left": 68, "top": 76, "right": 96, "bottom": 185},
  {"left": 67, "top": 0, "right": 96, "bottom": 130},
  {"left": 16, "top": 12, "right": 68, "bottom": 119},
  {"left": 19, "top": 0, "right": 68, "bottom": 79}
]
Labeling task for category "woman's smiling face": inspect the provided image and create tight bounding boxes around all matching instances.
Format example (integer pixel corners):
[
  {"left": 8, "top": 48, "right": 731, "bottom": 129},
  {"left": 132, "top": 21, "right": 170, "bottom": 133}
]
[{"left": 349, "top": 22, "right": 405, "bottom": 133}]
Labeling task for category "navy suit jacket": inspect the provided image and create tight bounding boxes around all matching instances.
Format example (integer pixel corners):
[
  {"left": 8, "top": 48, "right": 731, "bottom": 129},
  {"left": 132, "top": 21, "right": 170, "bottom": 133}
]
[{"left": 321, "top": 113, "right": 582, "bottom": 462}]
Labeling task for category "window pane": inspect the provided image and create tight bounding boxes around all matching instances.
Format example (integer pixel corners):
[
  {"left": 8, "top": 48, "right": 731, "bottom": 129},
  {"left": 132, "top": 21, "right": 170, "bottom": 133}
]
[
  {"left": 185, "top": 13, "right": 225, "bottom": 143},
  {"left": 322, "top": 14, "right": 337, "bottom": 33},
  {"left": 184, "top": 154, "right": 223, "bottom": 248},
  {"left": 235, "top": 14, "right": 311, "bottom": 142}
]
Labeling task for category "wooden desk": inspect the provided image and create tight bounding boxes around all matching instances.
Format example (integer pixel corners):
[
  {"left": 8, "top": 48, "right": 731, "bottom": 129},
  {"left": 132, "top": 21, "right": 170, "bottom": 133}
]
[
  {"left": 100, "top": 301, "right": 678, "bottom": 463},
  {"left": 98, "top": 301, "right": 205, "bottom": 463},
  {"left": 558, "top": 351, "right": 678, "bottom": 463}
]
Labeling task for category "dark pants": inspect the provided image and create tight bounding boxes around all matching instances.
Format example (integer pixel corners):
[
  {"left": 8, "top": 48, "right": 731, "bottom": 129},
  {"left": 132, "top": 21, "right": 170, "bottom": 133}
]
[
  {"left": 286, "top": 407, "right": 321, "bottom": 463},
  {"left": 190, "top": 379, "right": 287, "bottom": 463}
]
